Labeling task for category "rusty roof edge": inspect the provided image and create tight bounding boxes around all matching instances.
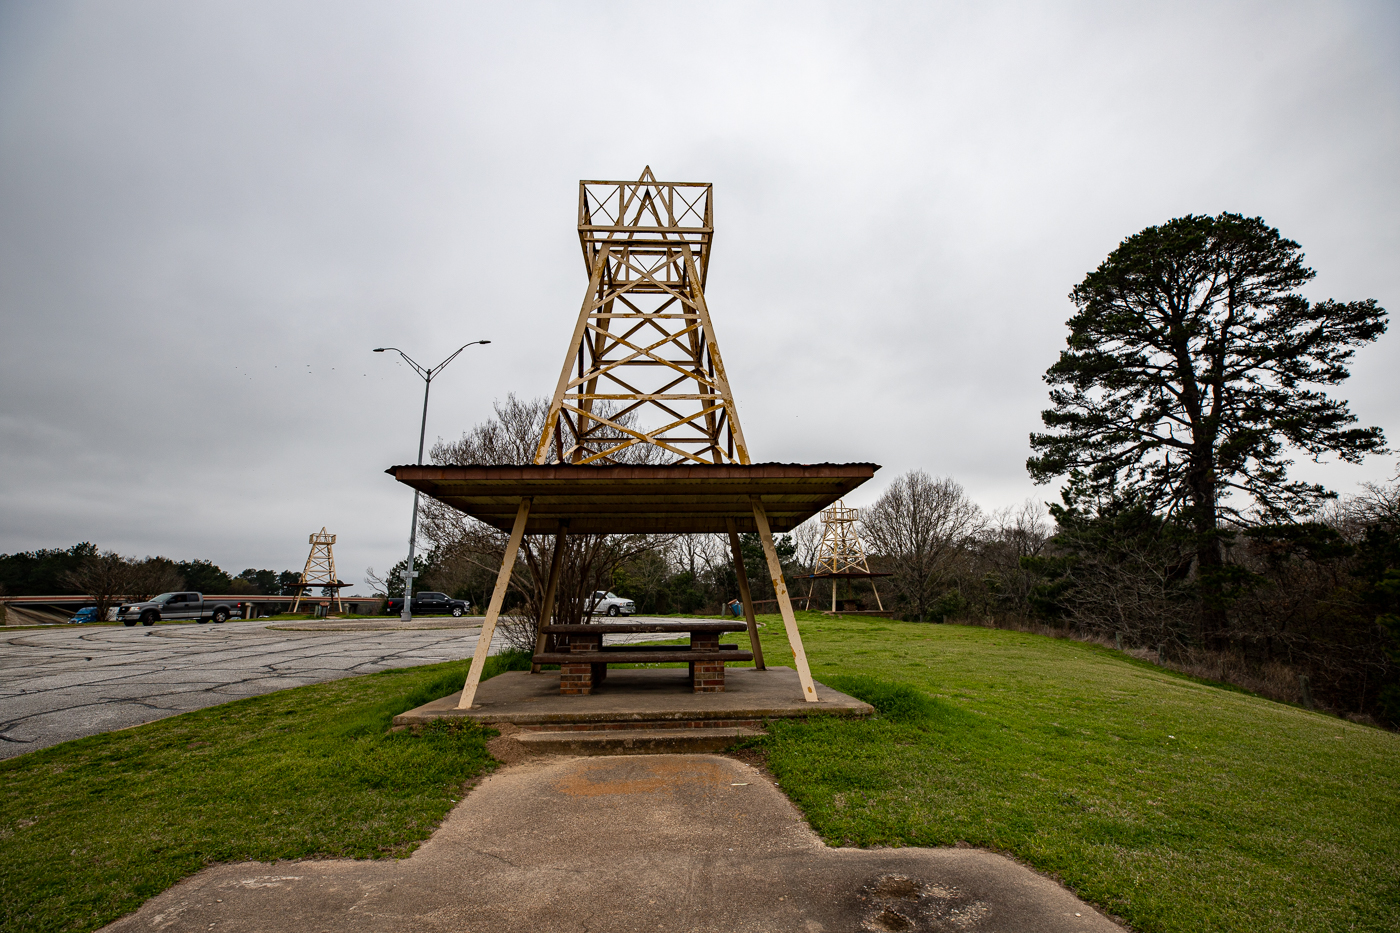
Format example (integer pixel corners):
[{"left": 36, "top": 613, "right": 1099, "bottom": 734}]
[{"left": 388, "top": 462, "right": 881, "bottom": 474}]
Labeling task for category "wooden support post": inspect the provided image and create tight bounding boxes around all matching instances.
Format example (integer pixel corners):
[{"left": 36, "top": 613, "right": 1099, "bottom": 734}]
[
  {"left": 458, "top": 498, "right": 532, "bottom": 709},
  {"left": 725, "top": 517, "right": 765, "bottom": 671},
  {"left": 532, "top": 524, "right": 568, "bottom": 673},
  {"left": 750, "top": 496, "right": 818, "bottom": 702},
  {"left": 831, "top": 579, "right": 837, "bottom": 613},
  {"left": 871, "top": 581, "right": 885, "bottom": 612}
]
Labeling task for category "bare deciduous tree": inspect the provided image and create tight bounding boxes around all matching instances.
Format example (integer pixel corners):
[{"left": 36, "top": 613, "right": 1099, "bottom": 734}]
[
  {"left": 973, "top": 500, "right": 1052, "bottom": 618},
  {"left": 420, "top": 394, "right": 672, "bottom": 648},
  {"left": 62, "top": 551, "right": 132, "bottom": 624},
  {"left": 432, "top": 394, "right": 557, "bottom": 467},
  {"left": 790, "top": 516, "right": 823, "bottom": 572},
  {"left": 61, "top": 553, "right": 185, "bottom": 621},
  {"left": 673, "top": 533, "right": 727, "bottom": 583},
  {"left": 861, "top": 470, "right": 984, "bottom": 620},
  {"left": 364, "top": 566, "right": 390, "bottom": 598},
  {"left": 1349, "top": 473, "right": 1400, "bottom": 528}
]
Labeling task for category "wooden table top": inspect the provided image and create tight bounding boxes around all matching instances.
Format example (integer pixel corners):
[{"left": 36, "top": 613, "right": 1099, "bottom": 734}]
[{"left": 540, "top": 622, "right": 748, "bottom": 634}]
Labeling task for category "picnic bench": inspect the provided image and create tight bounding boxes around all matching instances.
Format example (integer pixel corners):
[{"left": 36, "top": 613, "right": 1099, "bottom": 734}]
[{"left": 533, "top": 621, "right": 753, "bottom": 695}]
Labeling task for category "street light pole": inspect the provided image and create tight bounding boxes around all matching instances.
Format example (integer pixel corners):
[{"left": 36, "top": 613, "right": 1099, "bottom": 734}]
[{"left": 375, "top": 340, "right": 490, "bottom": 621}]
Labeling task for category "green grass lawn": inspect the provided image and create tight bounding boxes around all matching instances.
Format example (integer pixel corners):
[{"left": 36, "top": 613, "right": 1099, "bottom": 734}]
[
  {"left": 0, "top": 652, "right": 530, "bottom": 933},
  {"left": 747, "top": 613, "right": 1400, "bottom": 933},
  {"left": 2, "top": 615, "right": 1396, "bottom": 933}
]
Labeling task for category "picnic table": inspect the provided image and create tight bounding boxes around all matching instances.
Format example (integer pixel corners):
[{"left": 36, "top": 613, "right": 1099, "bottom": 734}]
[{"left": 533, "top": 621, "right": 753, "bottom": 695}]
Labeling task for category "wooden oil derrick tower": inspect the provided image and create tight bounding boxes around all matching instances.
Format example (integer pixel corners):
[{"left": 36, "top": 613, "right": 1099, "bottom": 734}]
[
  {"left": 464, "top": 168, "right": 815, "bottom": 705},
  {"left": 391, "top": 168, "right": 882, "bottom": 709},
  {"left": 534, "top": 166, "right": 749, "bottom": 466},
  {"left": 289, "top": 527, "right": 347, "bottom": 613},
  {"left": 810, "top": 500, "right": 889, "bottom": 613}
]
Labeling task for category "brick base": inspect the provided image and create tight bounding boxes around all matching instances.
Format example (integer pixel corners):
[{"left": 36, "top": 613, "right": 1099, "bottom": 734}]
[
  {"left": 558, "top": 634, "right": 603, "bottom": 696},
  {"left": 560, "top": 630, "right": 731, "bottom": 694},
  {"left": 559, "top": 662, "right": 593, "bottom": 695},
  {"left": 692, "top": 660, "right": 725, "bottom": 693},
  {"left": 517, "top": 719, "right": 763, "bottom": 733}
]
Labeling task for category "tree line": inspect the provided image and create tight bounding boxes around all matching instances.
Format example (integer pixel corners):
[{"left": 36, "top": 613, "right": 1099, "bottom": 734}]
[{"left": 0, "top": 545, "right": 303, "bottom": 623}]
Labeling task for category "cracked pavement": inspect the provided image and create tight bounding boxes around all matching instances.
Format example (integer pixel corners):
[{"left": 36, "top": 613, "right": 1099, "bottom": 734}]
[
  {"left": 0, "top": 619, "right": 501, "bottom": 759},
  {"left": 0, "top": 618, "right": 694, "bottom": 759}
]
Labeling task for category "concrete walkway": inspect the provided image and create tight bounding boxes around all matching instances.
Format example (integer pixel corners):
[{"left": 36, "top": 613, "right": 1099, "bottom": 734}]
[{"left": 103, "top": 754, "right": 1123, "bottom": 933}]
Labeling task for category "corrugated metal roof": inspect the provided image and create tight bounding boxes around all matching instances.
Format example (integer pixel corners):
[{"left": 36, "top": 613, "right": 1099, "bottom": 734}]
[
  {"left": 388, "top": 462, "right": 882, "bottom": 534},
  {"left": 385, "top": 462, "right": 881, "bottom": 473}
]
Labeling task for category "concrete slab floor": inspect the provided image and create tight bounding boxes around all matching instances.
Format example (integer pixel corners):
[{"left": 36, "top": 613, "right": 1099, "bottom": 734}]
[
  {"left": 101, "top": 754, "right": 1123, "bottom": 933},
  {"left": 395, "top": 667, "right": 875, "bottom": 728}
]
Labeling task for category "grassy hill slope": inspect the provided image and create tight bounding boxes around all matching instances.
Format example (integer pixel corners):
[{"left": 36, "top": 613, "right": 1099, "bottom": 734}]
[{"left": 760, "top": 614, "right": 1400, "bottom": 933}]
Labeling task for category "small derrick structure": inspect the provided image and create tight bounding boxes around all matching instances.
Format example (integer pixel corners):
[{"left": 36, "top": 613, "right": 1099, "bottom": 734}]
[
  {"left": 809, "top": 500, "right": 890, "bottom": 613},
  {"left": 390, "top": 168, "right": 880, "bottom": 708},
  {"left": 289, "top": 527, "right": 347, "bottom": 613}
]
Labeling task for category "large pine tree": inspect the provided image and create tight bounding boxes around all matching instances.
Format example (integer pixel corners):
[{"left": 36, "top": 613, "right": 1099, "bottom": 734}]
[{"left": 1028, "top": 213, "right": 1387, "bottom": 638}]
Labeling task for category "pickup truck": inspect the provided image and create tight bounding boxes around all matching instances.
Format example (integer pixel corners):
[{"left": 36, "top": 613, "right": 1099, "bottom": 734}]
[
  {"left": 116, "top": 592, "right": 241, "bottom": 626},
  {"left": 586, "top": 590, "right": 636, "bottom": 617},
  {"left": 382, "top": 591, "right": 472, "bottom": 617}
]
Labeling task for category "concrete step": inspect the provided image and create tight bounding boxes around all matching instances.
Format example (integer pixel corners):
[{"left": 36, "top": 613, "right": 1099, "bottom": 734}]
[{"left": 510, "top": 726, "right": 764, "bottom": 756}]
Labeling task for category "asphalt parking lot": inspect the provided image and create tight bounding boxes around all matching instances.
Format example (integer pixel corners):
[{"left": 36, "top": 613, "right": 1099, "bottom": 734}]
[
  {"left": 0, "top": 618, "right": 503, "bottom": 760},
  {"left": 0, "top": 617, "right": 684, "bottom": 759}
]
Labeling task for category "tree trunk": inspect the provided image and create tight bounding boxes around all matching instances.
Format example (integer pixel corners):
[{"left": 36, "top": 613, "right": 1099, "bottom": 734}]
[{"left": 1188, "top": 466, "right": 1227, "bottom": 649}]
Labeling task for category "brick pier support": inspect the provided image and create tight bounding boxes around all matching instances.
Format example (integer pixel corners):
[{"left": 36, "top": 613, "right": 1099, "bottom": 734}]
[{"left": 559, "top": 633, "right": 602, "bottom": 696}]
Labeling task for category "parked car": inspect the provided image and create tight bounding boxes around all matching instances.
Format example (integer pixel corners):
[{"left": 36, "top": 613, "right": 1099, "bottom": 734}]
[
  {"left": 382, "top": 592, "right": 472, "bottom": 617},
  {"left": 587, "top": 590, "right": 635, "bottom": 617},
  {"left": 69, "top": 607, "right": 98, "bottom": 624},
  {"left": 115, "top": 592, "right": 241, "bottom": 626}
]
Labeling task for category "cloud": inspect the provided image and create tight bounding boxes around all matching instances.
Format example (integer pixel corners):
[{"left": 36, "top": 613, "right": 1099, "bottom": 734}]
[{"left": 2, "top": 1, "right": 1396, "bottom": 582}]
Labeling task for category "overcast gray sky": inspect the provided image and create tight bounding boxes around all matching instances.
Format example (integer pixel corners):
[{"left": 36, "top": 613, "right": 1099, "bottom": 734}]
[{"left": 2, "top": 1, "right": 1397, "bottom": 590}]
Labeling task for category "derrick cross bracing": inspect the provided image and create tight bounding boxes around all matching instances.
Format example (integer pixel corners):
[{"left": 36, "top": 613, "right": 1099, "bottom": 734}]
[
  {"left": 534, "top": 166, "right": 747, "bottom": 467},
  {"left": 391, "top": 169, "right": 880, "bottom": 709}
]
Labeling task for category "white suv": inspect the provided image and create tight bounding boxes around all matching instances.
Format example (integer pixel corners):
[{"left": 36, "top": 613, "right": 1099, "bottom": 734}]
[{"left": 587, "top": 591, "right": 636, "bottom": 617}]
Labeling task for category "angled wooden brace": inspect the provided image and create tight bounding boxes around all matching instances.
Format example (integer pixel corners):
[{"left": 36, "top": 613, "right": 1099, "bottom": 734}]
[
  {"left": 750, "top": 496, "right": 818, "bottom": 702},
  {"left": 458, "top": 498, "right": 532, "bottom": 709}
]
